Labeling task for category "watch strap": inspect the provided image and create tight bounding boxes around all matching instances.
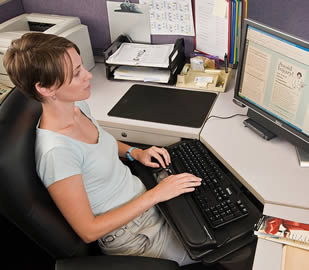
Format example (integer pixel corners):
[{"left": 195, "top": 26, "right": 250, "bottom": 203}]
[{"left": 126, "top": 147, "right": 137, "bottom": 161}]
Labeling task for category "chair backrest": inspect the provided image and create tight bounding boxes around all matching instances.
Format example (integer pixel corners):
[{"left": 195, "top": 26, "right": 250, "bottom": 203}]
[{"left": 0, "top": 88, "right": 89, "bottom": 259}]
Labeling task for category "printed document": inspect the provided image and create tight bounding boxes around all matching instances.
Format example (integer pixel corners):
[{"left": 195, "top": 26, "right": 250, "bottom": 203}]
[
  {"left": 106, "top": 1, "right": 151, "bottom": 43},
  {"left": 194, "top": 0, "right": 229, "bottom": 60},
  {"left": 139, "top": 0, "right": 195, "bottom": 36},
  {"left": 106, "top": 42, "right": 174, "bottom": 68}
]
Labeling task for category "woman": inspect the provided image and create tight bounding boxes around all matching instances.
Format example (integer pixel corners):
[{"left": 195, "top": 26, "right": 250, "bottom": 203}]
[{"left": 3, "top": 33, "right": 201, "bottom": 266}]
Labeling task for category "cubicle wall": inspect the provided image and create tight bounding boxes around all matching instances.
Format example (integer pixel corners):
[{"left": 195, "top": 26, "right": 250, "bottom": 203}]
[
  {"left": 0, "top": 0, "right": 195, "bottom": 56},
  {"left": 0, "top": 0, "right": 24, "bottom": 23},
  {"left": 21, "top": 0, "right": 195, "bottom": 56},
  {"left": 1, "top": 0, "right": 309, "bottom": 57},
  {"left": 247, "top": 0, "right": 309, "bottom": 42}
]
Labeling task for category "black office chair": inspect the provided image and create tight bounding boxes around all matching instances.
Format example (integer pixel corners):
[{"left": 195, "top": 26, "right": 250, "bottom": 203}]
[{"left": 0, "top": 88, "right": 182, "bottom": 270}]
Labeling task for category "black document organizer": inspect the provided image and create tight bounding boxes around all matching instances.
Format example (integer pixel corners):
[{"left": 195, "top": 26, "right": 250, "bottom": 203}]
[
  {"left": 108, "top": 84, "right": 217, "bottom": 128},
  {"left": 103, "top": 35, "right": 186, "bottom": 85}
]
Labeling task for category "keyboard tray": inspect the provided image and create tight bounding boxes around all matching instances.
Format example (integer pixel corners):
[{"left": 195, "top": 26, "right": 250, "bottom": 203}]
[{"left": 132, "top": 140, "right": 262, "bottom": 261}]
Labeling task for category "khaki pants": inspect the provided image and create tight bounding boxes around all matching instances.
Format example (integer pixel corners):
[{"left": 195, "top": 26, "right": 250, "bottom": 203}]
[{"left": 98, "top": 206, "right": 197, "bottom": 266}]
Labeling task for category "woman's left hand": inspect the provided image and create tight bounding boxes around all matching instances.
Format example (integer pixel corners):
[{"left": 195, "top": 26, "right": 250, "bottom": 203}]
[{"left": 132, "top": 146, "right": 171, "bottom": 168}]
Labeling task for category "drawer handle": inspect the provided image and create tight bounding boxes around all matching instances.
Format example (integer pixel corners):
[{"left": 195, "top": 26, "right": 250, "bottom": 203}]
[{"left": 121, "top": 132, "right": 128, "bottom": 138}]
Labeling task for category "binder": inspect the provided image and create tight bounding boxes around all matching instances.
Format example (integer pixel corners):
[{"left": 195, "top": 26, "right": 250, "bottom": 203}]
[
  {"left": 230, "top": 0, "right": 236, "bottom": 64},
  {"left": 235, "top": 0, "right": 243, "bottom": 64},
  {"left": 236, "top": 0, "right": 242, "bottom": 63},
  {"left": 229, "top": 0, "right": 244, "bottom": 66},
  {"left": 193, "top": 0, "right": 245, "bottom": 67}
]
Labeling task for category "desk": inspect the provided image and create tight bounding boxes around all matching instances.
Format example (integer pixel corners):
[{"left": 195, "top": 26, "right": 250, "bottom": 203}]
[
  {"left": 87, "top": 63, "right": 204, "bottom": 146},
  {"left": 200, "top": 80, "right": 309, "bottom": 215},
  {"left": 199, "top": 75, "right": 309, "bottom": 269},
  {"left": 88, "top": 63, "right": 309, "bottom": 270}
]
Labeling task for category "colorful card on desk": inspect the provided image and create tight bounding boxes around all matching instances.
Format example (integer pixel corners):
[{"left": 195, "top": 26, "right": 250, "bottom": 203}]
[
  {"left": 108, "top": 84, "right": 217, "bottom": 128},
  {"left": 254, "top": 214, "right": 309, "bottom": 251}
]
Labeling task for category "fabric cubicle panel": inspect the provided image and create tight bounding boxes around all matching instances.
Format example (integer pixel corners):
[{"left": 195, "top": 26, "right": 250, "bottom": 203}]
[
  {"left": 0, "top": 0, "right": 24, "bottom": 24},
  {"left": 247, "top": 0, "right": 309, "bottom": 42},
  {"left": 5, "top": 1, "right": 308, "bottom": 57},
  {"left": 21, "top": 0, "right": 195, "bottom": 56}
]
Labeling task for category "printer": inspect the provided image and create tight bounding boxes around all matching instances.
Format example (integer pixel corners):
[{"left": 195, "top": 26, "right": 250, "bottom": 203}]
[{"left": 0, "top": 13, "right": 95, "bottom": 87}]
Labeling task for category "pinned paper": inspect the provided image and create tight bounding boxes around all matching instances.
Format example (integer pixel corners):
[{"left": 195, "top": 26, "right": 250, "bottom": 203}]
[
  {"left": 212, "top": 0, "right": 227, "bottom": 18},
  {"left": 107, "top": 1, "right": 151, "bottom": 43},
  {"left": 140, "top": 0, "right": 195, "bottom": 36},
  {"left": 195, "top": 0, "right": 229, "bottom": 60}
]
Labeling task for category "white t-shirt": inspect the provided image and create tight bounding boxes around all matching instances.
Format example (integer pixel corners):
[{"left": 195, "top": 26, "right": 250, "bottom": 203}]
[{"left": 35, "top": 101, "right": 145, "bottom": 215}]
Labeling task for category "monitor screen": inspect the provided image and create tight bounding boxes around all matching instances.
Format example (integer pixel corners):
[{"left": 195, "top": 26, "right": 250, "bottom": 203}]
[{"left": 234, "top": 19, "right": 309, "bottom": 153}]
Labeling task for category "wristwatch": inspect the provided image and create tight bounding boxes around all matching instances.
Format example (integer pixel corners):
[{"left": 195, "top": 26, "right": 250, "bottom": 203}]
[{"left": 126, "top": 147, "right": 137, "bottom": 161}]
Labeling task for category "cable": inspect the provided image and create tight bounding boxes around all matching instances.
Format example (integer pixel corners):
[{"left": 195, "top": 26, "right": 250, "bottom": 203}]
[{"left": 205, "top": 113, "right": 247, "bottom": 123}]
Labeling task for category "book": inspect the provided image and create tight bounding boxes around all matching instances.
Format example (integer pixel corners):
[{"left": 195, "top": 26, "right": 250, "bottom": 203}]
[
  {"left": 281, "top": 245, "right": 309, "bottom": 270},
  {"left": 254, "top": 215, "right": 309, "bottom": 251}
]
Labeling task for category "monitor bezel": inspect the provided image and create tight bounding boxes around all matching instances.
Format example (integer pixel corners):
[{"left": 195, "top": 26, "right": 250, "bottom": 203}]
[{"left": 234, "top": 19, "right": 309, "bottom": 153}]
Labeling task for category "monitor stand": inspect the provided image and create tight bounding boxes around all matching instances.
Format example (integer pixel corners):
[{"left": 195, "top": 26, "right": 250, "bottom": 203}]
[
  {"left": 244, "top": 109, "right": 277, "bottom": 141},
  {"left": 243, "top": 118, "right": 276, "bottom": 141},
  {"left": 295, "top": 147, "right": 309, "bottom": 168}
]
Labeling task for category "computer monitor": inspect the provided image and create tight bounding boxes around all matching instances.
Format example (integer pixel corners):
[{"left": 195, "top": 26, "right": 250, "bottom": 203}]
[{"left": 234, "top": 19, "right": 309, "bottom": 162}]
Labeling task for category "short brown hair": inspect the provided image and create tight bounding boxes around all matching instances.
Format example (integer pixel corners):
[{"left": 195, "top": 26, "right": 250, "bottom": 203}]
[{"left": 3, "top": 32, "right": 80, "bottom": 102}]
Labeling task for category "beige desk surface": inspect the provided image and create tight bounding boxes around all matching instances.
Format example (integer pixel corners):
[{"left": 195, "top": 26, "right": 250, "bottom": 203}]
[
  {"left": 88, "top": 64, "right": 308, "bottom": 269},
  {"left": 89, "top": 64, "right": 309, "bottom": 215},
  {"left": 87, "top": 63, "right": 204, "bottom": 140},
  {"left": 200, "top": 84, "right": 309, "bottom": 222},
  {"left": 199, "top": 77, "right": 309, "bottom": 270}
]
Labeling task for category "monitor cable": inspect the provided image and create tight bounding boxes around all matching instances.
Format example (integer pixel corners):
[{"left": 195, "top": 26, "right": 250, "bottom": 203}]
[{"left": 205, "top": 113, "right": 247, "bottom": 123}]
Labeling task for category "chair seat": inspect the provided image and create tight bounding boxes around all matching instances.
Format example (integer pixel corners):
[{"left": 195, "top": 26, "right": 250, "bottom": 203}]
[{"left": 56, "top": 255, "right": 179, "bottom": 270}]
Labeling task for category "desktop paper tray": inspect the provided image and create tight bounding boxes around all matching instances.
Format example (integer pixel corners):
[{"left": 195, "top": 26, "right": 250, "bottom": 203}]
[
  {"left": 108, "top": 84, "right": 217, "bottom": 128},
  {"left": 103, "top": 35, "right": 186, "bottom": 85}
]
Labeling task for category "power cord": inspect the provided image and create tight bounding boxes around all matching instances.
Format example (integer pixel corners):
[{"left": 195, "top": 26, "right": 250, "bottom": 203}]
[{"left": 205, "top": 113, "right": 247, "bottom": 123}]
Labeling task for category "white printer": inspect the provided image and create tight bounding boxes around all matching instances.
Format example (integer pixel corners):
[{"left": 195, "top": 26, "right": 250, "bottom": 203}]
[{"left": 0, "top": 13, "right": 95, "bottom": 87}]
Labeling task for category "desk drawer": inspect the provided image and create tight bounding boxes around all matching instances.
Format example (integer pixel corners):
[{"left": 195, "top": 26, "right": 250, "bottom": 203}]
[{"left": 101, "top": 126, "right": 180, "bottom": 147}]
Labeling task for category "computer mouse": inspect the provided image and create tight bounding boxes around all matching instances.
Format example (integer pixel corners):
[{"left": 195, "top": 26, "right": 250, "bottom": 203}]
[
  {"left": 151, "top": 157, "right": 162, "bottom": 170},
  {"left": 155, "top": 169, "right": 169, "bottom": 183}
]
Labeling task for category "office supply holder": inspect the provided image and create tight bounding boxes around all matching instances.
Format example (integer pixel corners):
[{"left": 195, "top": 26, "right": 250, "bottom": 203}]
[
  {"left": 176, "top": 63, "right": 232, "bottom": 92},
  {"left": 0, "top": 82, "right": 14, "bottom": 105},
  {"left": 103, "top": 35, "right": 186, "bottom": 85}
]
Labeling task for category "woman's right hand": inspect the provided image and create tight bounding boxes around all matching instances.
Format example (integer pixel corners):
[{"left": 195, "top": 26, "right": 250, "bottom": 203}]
[{"left": 151, "top": 173, "right": 202, "bottom": 203}]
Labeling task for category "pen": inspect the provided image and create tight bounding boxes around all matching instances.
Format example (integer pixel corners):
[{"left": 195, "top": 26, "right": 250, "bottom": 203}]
[{"left": 224, "top": 53, "right": 228, "bottom": 73}]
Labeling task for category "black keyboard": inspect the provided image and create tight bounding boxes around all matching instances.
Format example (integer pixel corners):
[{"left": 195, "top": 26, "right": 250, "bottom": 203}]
[
  {"left": 134, "top": 139, "right": 261, "bottom": 258},
  {"left": 167, "top": 140, "right": 249, "bottom": 229}
]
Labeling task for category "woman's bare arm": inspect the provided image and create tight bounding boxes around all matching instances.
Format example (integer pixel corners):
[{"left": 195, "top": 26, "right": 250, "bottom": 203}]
[{"left": 48, "top": 172, "right": 201, "bottom": 243}]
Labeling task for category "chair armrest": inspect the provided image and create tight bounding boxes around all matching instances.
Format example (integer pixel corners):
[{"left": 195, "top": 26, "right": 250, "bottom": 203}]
[{"left": 55, "top": 255, "right": 180, "bottom": 270}]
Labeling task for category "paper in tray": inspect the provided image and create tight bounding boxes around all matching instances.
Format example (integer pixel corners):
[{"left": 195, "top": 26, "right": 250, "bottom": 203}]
[{"left": 105, "top": 42, "right": 174, "bottom": 68}]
